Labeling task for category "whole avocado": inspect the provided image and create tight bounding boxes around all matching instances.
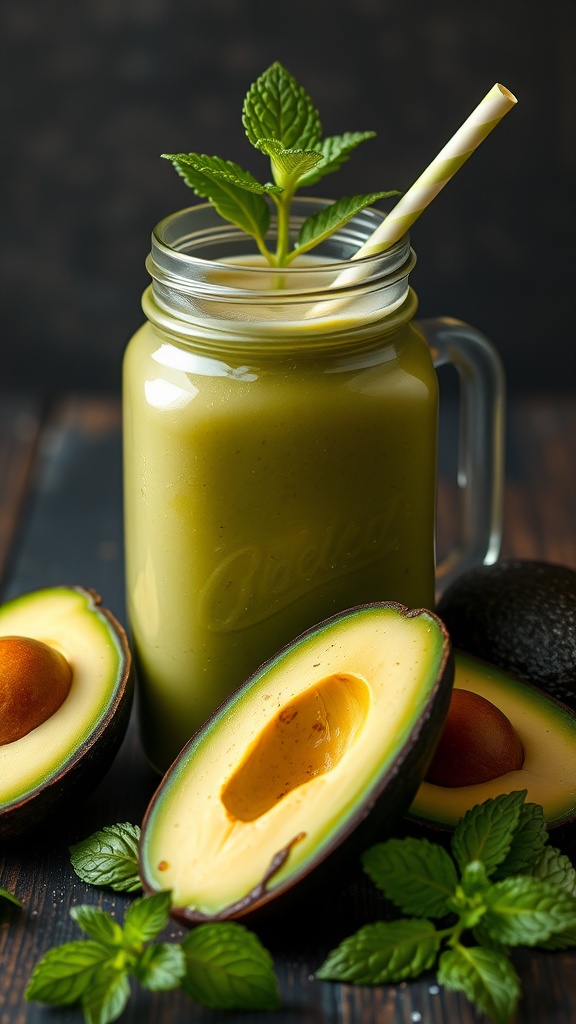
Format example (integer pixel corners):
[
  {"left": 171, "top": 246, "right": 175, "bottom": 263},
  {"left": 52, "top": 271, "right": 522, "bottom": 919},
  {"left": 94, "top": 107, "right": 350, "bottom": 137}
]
[{"left": 437, "top": 560, "right": 576, "bottom": 708}]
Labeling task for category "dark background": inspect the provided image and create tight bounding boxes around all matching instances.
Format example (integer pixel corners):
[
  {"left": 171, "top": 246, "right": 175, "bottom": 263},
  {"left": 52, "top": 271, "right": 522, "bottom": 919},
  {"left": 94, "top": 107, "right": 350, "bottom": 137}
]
[{"left": 1, "top": 0, "right": 575, "bottom": 396}]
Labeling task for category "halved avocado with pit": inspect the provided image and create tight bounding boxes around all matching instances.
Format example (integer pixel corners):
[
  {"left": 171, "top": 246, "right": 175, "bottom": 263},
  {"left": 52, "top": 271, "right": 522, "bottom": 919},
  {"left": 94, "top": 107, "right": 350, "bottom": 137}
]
[
  {"left": 0, "top": 586, "right": 132, "bottom": 838},
  {"left": 410, "top": 650, "right": 576, "bottom": 829},
  {"left": 140, "top": 602, "right": 453, "bottom": 923}
]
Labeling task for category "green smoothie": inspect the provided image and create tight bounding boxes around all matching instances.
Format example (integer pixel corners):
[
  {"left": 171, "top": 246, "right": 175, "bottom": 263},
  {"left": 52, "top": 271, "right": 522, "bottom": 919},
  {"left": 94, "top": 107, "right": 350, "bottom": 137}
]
[{"left": 123, "top": 297, "right": 438, "bottom": 772}]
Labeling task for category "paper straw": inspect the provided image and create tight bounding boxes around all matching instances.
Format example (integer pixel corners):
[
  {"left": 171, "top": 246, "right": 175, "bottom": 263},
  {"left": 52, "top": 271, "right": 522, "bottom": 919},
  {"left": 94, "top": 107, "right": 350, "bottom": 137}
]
[{"left": 353, "top": 83, "right": 517, "bottom": 259}]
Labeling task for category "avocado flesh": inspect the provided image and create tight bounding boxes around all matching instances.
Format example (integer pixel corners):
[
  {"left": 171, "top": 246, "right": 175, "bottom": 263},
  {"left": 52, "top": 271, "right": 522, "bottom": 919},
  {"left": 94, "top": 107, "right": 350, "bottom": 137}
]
[
  {"left": 410, "top": 651, "right": 576, "bottom": 828},
  {"left": 0, "top": 587, "right": 128, "bottom": 807},
  {"left": 140, "top": 604, "right": 451, "bottom": 919}
]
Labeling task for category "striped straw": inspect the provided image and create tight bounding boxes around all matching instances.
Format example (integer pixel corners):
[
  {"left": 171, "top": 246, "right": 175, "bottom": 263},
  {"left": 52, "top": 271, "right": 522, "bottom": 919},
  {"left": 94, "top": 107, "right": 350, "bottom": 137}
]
[{"left": 353, "top": 83, "right": 517, "bottom": 259}]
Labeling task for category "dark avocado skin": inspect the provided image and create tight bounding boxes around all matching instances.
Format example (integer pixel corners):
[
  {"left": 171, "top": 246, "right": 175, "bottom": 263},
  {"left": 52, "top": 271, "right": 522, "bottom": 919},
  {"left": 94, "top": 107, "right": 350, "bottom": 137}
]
[{"left": 437, "top": 560, "right": 576, "bottom": 709}]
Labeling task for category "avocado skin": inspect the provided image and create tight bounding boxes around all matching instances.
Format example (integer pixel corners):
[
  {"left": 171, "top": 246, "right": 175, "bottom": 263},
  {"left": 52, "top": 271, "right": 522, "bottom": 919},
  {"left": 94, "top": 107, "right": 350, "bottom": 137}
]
[{"left": 437, "top": 560, "right": 576, "bottom": 708}]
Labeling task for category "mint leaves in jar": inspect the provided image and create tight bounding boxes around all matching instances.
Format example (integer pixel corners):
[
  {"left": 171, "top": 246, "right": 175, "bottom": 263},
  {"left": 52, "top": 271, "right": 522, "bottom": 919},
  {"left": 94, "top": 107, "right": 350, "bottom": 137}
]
[{"left": 162, "top": 61, "right": 399, "bottom": 267}]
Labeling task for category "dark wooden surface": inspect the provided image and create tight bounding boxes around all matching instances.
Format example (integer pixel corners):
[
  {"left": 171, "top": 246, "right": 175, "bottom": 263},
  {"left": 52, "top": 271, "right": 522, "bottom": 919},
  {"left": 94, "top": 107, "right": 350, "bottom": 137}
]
[{"left": 1, "top": 391, "right": 576, "bottom": 1023}]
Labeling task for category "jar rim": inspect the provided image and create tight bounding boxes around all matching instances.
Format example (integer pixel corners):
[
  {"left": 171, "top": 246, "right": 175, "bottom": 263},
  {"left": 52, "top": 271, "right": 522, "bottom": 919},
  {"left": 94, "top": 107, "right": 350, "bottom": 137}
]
[
  {"left": 147, "top": 199, "right": 412, "bottom": 290},
  {"left": 143, "top": 200, "right": 417, "bottom": 343}
]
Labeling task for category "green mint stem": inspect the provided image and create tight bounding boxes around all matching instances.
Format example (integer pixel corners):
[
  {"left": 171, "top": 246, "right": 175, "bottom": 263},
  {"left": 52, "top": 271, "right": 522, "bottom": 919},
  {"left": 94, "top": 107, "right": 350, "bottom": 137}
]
[
  {"left": 273, "top": 191, "right": 293, "bottom": 266},
  {"left": 255, "top": 232, "right": 276, "bottom": 265},
  {"left": 446, "top": 923, "right": 467, "bottom": 948}
]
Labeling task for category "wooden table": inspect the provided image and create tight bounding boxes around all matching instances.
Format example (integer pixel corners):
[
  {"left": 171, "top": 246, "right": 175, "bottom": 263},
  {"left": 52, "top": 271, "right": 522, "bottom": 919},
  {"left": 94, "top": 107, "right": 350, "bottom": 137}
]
[{"left": 1, "top": 391, "right": 575, "bottom": 1023}]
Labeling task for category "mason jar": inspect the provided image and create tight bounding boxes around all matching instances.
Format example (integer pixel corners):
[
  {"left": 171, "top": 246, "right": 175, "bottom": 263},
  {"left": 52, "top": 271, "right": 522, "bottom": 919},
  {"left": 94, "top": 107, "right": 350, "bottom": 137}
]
[{"left": 123, "top": 199, "right": 504, "bottom": 772}]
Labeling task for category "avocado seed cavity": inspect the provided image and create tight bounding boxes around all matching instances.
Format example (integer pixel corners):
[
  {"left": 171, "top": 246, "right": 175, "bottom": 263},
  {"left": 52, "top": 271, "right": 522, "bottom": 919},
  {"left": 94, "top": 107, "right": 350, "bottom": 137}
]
[
  {"left": 425, "top": 687, "right": 525, "bottom": 788},
  {"left": 0, "top": 635, "right": 73, "bottom": 744},
  {"left": 221, "top": 672, "right": 371, "bottom": 822}
]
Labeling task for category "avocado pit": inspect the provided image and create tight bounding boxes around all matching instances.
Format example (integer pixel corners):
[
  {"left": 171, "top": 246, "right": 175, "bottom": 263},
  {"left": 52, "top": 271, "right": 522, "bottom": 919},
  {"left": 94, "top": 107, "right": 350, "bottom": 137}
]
[
  {"left": 0, "top": 635, "right": 73, "bottom": 744},
  {"left": 410, "top": 650, "right": 576, "bottom": 829},
  {"left": 425, "top": 687, "right": 525, "bottom": 788},
  {"left": 221, "top": 672, "right": 370, "bottom": 822}
]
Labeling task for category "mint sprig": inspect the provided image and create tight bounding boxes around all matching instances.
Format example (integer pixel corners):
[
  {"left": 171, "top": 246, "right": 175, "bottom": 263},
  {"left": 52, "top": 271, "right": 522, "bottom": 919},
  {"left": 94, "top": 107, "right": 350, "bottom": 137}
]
[
  {"left": 26, "top": 891, "right": 185, "bottom": 1024},
  {"left": 26, "top": 891, "right": 278, "bottom": 1023},
  {"left": 318, "top": 791, "right": 576, "bottom": 1024},
  {"left": 26, "top": 822, "right": 280, "bottom": 1022},
  {"left": 163, "top": 61, "right": 399, "bottom": 267}
]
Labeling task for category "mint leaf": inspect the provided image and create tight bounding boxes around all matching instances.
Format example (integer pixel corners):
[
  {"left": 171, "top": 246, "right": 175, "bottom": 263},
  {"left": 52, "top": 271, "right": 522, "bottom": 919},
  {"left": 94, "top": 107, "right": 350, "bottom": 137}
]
[
  {"left": 438, "top": 945, "right": 520, "bottom": 1024},
  {"left": 492, "top": 802, "right": 548, "bottom": 879},
  {"left": 299, "top": 132, "right": 379, "bottom": 187},
  {"left": 133, "top": 943, "right": 186, "bottom": 991},
  {"left": 70, "top": 905, "right": 123, "bottom": 946},
  {"left": 0, "top": 886, "right": 21, "bottom": 907},
  {"left": 482, "top": 876, "right": 576, "bottom": 946},
  {"left": 532, "top": 845, "right": 576, "bottom": 896},
  {"left": 294, "top": 193, "right": 396, "bottom": 259},
  {"left": 362, "top": 837, "right": 458, "bottom": 918},
  {"left": 316, "top": 919, "right": 440, "bottom": 984},
  {"left": 181, "top": 922, "right": 280, "bottom": 1011},
  {"left": 123, "top": 891, "right": 172, "bottom": 946},
  {"left": 242, "top": 62, "right": 321, "bottom": 150},
  {"left": 526, "top": 843, "right": 576, "bottom": 949},
  {"left": 451, "top": 790, "right": 527, "bottom": 876},
  {"left": 82, "top": 969, "right": 130, "bottom": 1024},
  {"left": 69, "top": 823, "right": 142, "bottom": 893},
  {"left": 162, "top": 153, "right": 274, "bottom": 245},
  {"left": 256, "top": 138, "right": 323, "bottom": 192},
  {"left": 163, "top": 152, "right": 276, "bottom": 245},
  {"left": 26, "top": 940, "right": 112, "bottom": 1005},
  {"left": 163, "top": 152, "right": 282, "bottom": 197},
  {"left": 537, "top": 923, "right": 576, "bottom": 951}
]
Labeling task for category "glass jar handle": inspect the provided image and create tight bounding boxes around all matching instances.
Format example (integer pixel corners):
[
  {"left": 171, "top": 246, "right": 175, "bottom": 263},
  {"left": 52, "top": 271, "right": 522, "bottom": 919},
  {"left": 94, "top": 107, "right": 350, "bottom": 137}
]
[{"left": 417, "top": 316, "right": 506, "bottom": 597}]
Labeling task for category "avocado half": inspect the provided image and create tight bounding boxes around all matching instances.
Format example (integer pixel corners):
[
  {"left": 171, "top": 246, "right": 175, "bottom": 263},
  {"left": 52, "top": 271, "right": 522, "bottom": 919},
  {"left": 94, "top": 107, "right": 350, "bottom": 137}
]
[
  {"left": 140, "top": 602, "right": 453, "bottom": 923},
  {"left": 410, "top": 650, "right": 576, "bottom": 829},
  {"left": 0, "top": 586, "right": 132, "bottom": 838}
]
